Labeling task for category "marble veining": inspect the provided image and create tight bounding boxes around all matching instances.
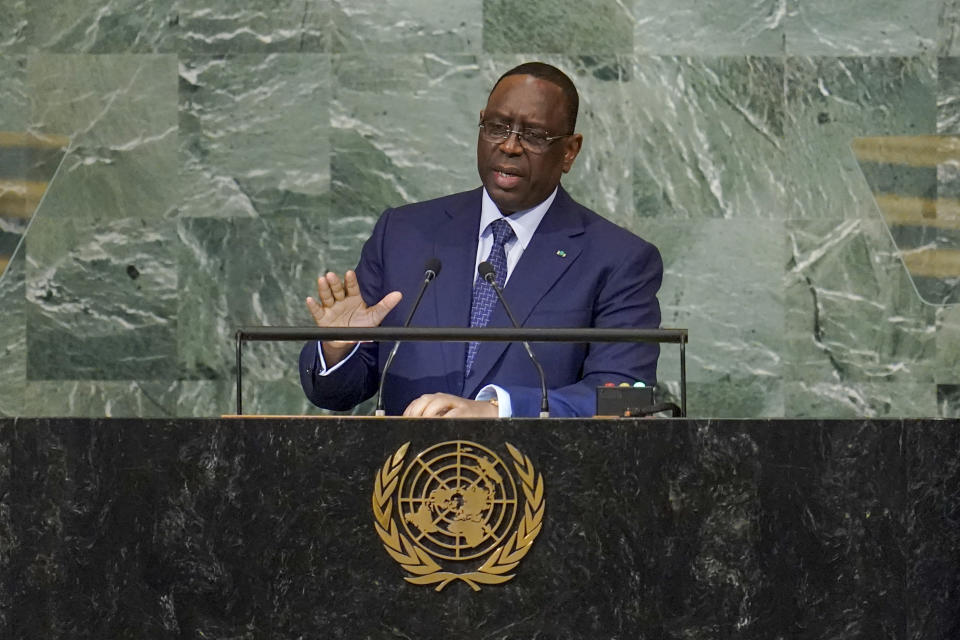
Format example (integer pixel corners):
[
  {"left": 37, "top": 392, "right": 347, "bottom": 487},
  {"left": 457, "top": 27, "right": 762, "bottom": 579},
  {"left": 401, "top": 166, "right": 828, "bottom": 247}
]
[{"left": 0, "top": 2, "right": 958, "bottom": 419}]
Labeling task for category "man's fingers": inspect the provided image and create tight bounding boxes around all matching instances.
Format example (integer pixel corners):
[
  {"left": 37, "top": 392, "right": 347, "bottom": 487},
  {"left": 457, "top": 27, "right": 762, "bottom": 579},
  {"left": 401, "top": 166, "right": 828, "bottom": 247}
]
[
  {"left": 404, "top": 393, "right": 498, "bottom": 418},
  {"left": 344, "top": 270, "right": 362, "bottom": 298},
  {"left": 369, "top": 291, "right": 402, "bottom": 324},
  {"left": 418, "top": 397, "right": 453, "bottom": 417},
  {"left": 316, "top": 271, "right": 364, "bottom": 309},
  {"left": 327, "top": 272, "right": 346, "bottom": 301},
  {"left": 402, "top": 395, "right": 428, "bottom": 417},
  {"left": 316, "top": 276, "right": 336, "bottom": 307},
  {"left": 404, "top": 393, "right": 450, "bottom": 417},
  {"left": 305, "top": 297, "right": 325, "bottom": 326},
  {"left": 310, "top": 270, "right": 390, "bottom": 331},
  {"left": 405, "top": 393, "right": 475, "bottom": 417}
]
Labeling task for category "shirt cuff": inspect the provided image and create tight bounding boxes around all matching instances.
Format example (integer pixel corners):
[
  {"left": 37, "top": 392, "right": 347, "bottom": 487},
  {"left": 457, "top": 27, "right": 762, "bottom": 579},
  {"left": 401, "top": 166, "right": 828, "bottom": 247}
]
[
  {"left": 475, "top": 384, "right": 512, "bottom": 418},
  {"left": 315, "top": 341, "right": 361, "bottom": 376}
]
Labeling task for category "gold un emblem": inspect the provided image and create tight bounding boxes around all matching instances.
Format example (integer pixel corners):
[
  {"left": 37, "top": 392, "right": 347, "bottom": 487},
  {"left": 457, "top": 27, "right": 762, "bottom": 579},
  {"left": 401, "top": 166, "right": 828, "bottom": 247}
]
[{"left": 372, "top": 440, "right": 545, "bottom": 591}]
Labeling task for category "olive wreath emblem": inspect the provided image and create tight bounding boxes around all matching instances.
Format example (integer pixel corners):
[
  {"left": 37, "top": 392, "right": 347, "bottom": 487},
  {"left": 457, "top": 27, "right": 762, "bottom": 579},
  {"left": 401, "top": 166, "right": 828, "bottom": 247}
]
[{"left": 372, "top": 441, "right": 545, "bottom": 591}]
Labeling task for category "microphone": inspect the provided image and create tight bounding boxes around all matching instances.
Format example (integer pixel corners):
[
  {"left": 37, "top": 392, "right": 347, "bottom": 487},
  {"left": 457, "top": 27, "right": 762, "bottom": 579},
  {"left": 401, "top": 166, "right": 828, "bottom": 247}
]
[
  {"left": 375, "top": 258, "right": 442, "bottom": 416},
  {"left": 477, "top": 261, "right": 549, "bottom": 418}
]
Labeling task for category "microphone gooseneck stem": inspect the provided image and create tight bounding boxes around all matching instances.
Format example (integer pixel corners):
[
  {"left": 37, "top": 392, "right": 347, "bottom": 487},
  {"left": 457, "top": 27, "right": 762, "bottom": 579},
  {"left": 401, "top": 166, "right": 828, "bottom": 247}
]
[
  {"left": 401, "top": 270, "right": 436, "bottom": 327},
  {"left": 484, "top": 272, "right": 550, "bottom": 418},
  {"left": 375, "top": 267, "right": 438, "bottom": 416}
]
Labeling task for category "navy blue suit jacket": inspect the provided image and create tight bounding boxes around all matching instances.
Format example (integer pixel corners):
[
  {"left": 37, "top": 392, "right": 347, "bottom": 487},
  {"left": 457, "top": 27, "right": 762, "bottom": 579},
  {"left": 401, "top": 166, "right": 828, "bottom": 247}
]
[{"left": 299, "top": 186, "right": 662, "bottom": 417}]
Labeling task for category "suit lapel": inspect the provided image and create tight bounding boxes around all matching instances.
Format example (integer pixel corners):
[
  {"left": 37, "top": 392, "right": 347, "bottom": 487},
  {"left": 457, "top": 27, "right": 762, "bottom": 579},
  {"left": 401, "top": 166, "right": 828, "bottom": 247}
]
[
  {"left": 464, "top": 187, "right": 585, "bottom": 394},
  {"left": 430, "top": 189, "right": 483, "bottom": 393}
]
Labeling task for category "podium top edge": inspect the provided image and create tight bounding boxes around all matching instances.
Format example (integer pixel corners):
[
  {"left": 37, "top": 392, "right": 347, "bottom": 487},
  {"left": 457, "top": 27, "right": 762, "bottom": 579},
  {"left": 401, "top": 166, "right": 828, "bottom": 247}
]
[{"left": 234, "top": 326, "right": 689, "bottom": 344}]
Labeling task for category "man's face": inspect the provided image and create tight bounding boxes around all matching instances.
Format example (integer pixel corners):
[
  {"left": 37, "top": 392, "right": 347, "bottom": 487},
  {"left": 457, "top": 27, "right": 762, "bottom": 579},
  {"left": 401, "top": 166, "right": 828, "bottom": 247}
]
[{"left": 477, "top": 74, "right": 583, "bottom": 215}]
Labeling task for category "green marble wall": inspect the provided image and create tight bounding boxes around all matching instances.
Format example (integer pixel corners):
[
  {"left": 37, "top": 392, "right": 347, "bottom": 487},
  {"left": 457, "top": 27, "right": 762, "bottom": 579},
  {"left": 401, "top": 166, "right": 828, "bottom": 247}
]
[{"left": 0, "top": 0, "right": 958, "bottom": 418}]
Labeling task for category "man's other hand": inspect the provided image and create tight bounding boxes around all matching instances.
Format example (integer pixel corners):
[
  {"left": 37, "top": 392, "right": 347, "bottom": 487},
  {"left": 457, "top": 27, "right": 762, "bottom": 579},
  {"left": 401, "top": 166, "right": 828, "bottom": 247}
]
[
  {"left": 403, "top": 393, "right": 499, "bottom": 418},
  {"left": 306, "top": 270, "right": 401, "bottom": 366}
]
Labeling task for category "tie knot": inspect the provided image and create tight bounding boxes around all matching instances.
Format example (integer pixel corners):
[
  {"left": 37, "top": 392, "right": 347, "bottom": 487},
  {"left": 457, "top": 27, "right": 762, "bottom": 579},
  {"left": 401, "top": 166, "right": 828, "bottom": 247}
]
[{"left": 490, "top": 218, "right": 515, "bottom": 247}]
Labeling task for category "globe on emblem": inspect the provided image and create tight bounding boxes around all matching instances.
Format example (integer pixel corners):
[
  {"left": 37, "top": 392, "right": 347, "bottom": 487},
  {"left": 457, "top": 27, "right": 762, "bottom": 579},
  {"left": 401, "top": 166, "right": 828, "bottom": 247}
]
[{"left": 398, "top": 440, "right": 518, "bottom": 561}]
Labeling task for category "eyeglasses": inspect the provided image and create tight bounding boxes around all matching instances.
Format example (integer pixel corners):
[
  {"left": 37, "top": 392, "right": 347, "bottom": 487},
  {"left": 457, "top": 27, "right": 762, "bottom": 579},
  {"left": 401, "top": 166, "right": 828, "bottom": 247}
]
[{"left": 478, "top": 120, "right": 570, "bottom": 154}]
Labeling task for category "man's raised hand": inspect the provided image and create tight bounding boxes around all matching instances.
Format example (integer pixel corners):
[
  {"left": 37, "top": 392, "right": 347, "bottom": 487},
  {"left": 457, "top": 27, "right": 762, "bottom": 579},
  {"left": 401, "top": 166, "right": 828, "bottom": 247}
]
[{"left": 305, "top": 270, "right": 401, "bottom": 366}]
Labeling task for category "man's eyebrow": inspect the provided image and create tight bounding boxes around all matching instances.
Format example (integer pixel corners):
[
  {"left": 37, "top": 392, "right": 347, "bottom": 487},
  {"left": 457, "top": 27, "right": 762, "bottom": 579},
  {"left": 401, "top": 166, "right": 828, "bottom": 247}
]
[{"left": 483, "top": 112, "right": 551, "bottom": 129}]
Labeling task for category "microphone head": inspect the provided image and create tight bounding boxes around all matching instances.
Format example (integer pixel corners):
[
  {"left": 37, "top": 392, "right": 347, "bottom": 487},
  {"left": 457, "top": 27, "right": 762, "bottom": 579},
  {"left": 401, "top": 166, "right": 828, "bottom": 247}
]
[
  {"left": 424, "top": 257, "right": 442, "bottom": 280},
  {"left": 478, "top": 261, "right": 496, "bottom": 283}
]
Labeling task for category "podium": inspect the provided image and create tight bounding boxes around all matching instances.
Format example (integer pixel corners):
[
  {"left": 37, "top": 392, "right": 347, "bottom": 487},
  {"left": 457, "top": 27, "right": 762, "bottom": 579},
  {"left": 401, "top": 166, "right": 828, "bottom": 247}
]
[{"left": 2, "top": 416, "right": 958, "bottom": 638}]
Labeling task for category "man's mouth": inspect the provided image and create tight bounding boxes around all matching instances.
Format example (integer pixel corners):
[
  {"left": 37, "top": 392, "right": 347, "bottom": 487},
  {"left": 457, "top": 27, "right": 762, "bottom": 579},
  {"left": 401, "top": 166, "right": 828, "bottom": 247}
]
[{"left": 493, "top": 168, "right": 522, "bottom": 189}]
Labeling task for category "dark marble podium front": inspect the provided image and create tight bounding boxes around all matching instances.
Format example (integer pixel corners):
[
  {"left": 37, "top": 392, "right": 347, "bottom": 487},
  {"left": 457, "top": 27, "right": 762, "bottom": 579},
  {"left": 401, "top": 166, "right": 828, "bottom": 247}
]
[{"left": 1, "top": 417, "right": 958, "bottom": 639}]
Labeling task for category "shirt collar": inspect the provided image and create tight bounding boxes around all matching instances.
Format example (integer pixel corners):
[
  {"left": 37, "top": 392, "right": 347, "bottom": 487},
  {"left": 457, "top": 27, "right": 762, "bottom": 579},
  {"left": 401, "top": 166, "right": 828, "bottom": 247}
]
[{"left": 479, "top": 186, "right": 558, "bottom": 249}]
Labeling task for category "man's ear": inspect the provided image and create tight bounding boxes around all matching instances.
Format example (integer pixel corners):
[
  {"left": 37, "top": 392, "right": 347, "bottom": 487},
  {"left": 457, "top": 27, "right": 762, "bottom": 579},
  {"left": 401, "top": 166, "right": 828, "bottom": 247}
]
[{"left": 562, "top": 134, "right": 583, "bottom": 173}]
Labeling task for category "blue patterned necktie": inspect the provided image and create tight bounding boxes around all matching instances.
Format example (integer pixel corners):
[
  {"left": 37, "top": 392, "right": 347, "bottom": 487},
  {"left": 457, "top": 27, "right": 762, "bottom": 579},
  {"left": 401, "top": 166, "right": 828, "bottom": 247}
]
[{"left": 465, "top": 218, "right": 515, "bottom": 375}]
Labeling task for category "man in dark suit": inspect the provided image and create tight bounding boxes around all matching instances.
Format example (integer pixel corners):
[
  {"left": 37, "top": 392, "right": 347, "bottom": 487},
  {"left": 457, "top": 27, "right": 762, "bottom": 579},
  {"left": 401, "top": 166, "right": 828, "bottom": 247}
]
[{"left": 299, "top": 62, "right": 662, "bottom": 418}]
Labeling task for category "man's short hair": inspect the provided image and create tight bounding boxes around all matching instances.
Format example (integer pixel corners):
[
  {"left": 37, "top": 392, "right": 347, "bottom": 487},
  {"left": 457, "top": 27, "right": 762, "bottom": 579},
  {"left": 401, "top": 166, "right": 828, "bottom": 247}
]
[{"left": 491, "top": 62, "right": 579, "bottom": 134}]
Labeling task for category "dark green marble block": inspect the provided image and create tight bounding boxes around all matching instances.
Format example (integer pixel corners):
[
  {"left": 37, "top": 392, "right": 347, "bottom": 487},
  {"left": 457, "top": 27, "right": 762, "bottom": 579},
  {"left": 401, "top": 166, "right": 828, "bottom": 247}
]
[{"left": 0, "top": 0, "right": 959, "bottom": 419}]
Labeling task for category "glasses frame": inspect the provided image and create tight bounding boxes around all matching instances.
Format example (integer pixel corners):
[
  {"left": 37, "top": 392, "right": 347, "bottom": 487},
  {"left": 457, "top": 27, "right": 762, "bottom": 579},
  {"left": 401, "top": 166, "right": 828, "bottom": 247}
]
[{"left": 478, "top": 120, "right": 571, "bottom": 154}]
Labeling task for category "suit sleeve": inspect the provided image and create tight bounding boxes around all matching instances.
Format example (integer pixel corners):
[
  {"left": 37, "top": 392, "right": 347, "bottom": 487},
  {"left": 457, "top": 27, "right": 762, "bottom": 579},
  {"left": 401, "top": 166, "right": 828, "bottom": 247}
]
[
  {"left": 298, "top": 209, "right": 395, "bottom": 411},
  {"left": 507, "top": 239, "right": 663, "bottom": 418}
]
